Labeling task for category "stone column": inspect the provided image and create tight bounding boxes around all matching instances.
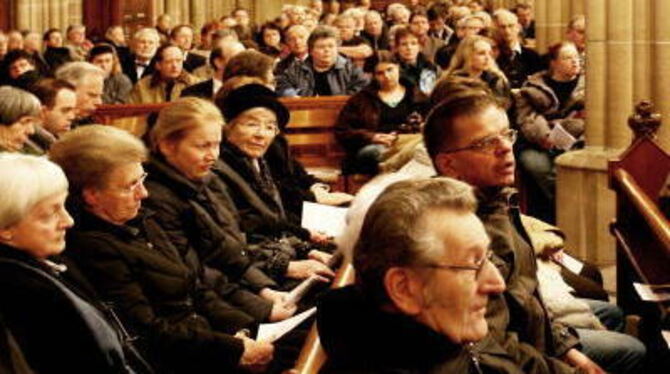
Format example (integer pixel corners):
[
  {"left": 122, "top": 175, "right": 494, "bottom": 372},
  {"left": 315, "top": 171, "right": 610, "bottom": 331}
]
[
  {"left": 554, "top": 0, "right": 670, "bottom": 265},
  {"left": 190, "top": 1, "right": 205, "bottom": 33}
]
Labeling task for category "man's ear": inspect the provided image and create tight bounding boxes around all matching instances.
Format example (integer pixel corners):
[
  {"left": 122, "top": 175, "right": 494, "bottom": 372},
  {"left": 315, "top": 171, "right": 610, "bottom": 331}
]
[
  {"left": 82, "top": 187, "right": 99, "bottom": 208},
  {"left": 213, "top": 56, "right": 225, "bottom": 71},
  {"left": 434, "top": 153, "right": 459, "bottom": 178},
  {"left": 0, "top": 228, "right": 14, "bottom": 243},
  {"left": 384, "top": 267, "right": 425, "bottom": 316}
]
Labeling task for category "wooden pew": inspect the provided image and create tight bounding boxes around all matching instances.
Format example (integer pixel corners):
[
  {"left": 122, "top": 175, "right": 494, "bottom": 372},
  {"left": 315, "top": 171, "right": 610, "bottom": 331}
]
[
  {"left": 280, "top": 96, "right": 348, "bottom": 168},
  {"left": 92, "top": 96, "right": 349, "bottom": 169},
  {"left": 292, "top": 260, "right": 355, "bottom": 374},
  {"left": 608, "top": 101, "right": 670, "bottom": 362}
]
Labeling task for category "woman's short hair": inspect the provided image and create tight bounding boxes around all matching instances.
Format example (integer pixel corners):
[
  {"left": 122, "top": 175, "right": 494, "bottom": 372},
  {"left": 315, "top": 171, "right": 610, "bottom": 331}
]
[
  {"left": 43, "top": 28, "right": 61, "bottom": 42},
  {"left": 392, "top": 26, "right": 417, "bottom": 46},
  {"left": 547, "top": 41, "right": 577, "bottom": 62},
  {"left": 0, "top": 153, "right": 68, "bottom": 228},
  {"left": 258, "top": 22, "right": 284, "bottom": 46},
  {"left": 48, "top": 125, "right": 147, "bottom": 194},
  {"left": 364, "top": 50, "right": 397, "bottom": 73},
  {"left": 0, "top": 86, "right": 41, "bottom": 126},
  {"left": 149, "top": 97, "right": 224, "bottom": 152}
]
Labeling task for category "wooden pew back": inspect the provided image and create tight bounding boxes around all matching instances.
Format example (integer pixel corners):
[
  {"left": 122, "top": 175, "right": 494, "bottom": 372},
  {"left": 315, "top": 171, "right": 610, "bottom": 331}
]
[
  {"left": 608, "top": 101, "right": 670, "bottom": 356},
  {"left": 92, "top": 96, "right": 349, "bottom": 167},
  {"left": 280, "top": 96, "right": 348, "bottom": 167}
]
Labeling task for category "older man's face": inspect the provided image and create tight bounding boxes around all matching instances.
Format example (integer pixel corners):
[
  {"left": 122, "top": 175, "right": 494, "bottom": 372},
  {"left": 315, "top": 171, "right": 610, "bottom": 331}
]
[
  {"left": 133, "top": 35, "right": 159, "bottom": 60},
  {"left": 364, "top": 13, "right": 383, "bottom": 36},
  {"left": 411, "top": 210, "right": 505, "bottom": 343},
  {"left": 496, "top": 15, "right": 521, "bottom": 45},
  {"left": 75, "top": 75, "right": 104, "bottom": 118}
]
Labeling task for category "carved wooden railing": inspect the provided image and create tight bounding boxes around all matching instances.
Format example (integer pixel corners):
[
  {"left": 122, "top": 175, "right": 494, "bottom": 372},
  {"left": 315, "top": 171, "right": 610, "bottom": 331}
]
[{"left": 608, "top": 101, "right": 670, "bottom": 354}]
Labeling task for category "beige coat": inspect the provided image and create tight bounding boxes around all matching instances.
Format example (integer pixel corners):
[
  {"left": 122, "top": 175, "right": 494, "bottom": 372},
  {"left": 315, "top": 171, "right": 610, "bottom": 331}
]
[{"left": 129, "top": 72, "right": 201, "bottom": 104}]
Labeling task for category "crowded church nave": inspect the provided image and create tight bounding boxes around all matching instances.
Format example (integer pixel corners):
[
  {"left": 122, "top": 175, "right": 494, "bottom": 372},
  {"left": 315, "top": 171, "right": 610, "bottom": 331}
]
[{"left": 0, "top": 0, "right": 669, "bottom": 373}]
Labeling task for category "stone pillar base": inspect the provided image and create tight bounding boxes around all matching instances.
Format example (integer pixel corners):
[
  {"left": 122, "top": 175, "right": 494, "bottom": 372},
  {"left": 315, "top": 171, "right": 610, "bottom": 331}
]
[{"left": 555, "top": 146, "right": 623, "bottom": 266}]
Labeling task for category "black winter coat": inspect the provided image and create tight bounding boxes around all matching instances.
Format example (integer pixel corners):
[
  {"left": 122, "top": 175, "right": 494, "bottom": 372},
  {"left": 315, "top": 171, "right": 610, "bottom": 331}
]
[
  {"left": 66, "top": 209, "right": 259, "bottom": 373},
  {"left": 144, "top": 153, "right": 277, "bottom": 294},
  {"left": 0, "top": 244, "right": 144, "bottom": 374},
  {"left": 317, "top": 286, "right": 525, "bottom": 374}
]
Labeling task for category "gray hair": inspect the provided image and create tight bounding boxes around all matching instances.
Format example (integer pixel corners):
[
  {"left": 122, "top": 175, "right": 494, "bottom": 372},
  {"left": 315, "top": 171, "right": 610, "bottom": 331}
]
[
  {"left": 48, "top": 125, "right": 147, "bottom": 195},
  {"left": 0, "top": 153, "right": 68, "bottom": 228},
  {"left": 133, "top": 27, "right": 160, "bottom": 42},
  {"left": 0, "top": 86, "right": 41, "bottom": 126},
  {"left": 353, "top": 177, "right": 477, "bottom": 305},
  {"left": 307, "top": 25, "right": 340, "bottom": 51},
  {"left": 55, "top": 62, "right": 105, "bottom": 87}
]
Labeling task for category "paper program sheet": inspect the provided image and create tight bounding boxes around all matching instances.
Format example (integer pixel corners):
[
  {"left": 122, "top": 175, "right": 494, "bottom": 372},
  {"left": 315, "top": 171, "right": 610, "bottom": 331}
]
[
  {"left": 548, "top": 123, "right": 577, "bottom": 151},
  {"left": 633, "top": 282, "right": 670, "bottom": 302},
  {"left": 257, "top": 307, "right": 317, "bottom": 342},
  {"left": 301, "top": 201, "right": 348, "bottom": 238}
]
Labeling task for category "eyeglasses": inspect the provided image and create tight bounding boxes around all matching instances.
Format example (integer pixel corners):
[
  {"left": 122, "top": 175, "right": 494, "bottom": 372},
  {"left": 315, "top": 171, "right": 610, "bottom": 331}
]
[
  {"left": 115, "top": 172, "right": 148, "bottom": 195},
  {"left": 421, "top": 251, "right": 494, "bottom": 279},
  {"left": 442, "top": 129, "right": 517, "bottom": 154},
  {"left": 239, "top": 121, "right": 280, "bottom": 136}
]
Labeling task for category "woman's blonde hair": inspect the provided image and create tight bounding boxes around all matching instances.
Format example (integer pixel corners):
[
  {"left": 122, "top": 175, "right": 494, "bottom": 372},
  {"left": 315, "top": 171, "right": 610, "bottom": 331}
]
[
  {"left": 149, "top": 97, "right": 224, "bottom": 152},
  {"left": 443, "top": 35, "right": 506, "bottom": 82}
]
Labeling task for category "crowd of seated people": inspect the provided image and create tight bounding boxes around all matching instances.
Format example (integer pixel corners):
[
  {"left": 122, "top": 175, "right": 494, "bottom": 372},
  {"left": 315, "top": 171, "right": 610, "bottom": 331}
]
[{"left": 0, "top": 1, "right": 656, "bottom": 373}]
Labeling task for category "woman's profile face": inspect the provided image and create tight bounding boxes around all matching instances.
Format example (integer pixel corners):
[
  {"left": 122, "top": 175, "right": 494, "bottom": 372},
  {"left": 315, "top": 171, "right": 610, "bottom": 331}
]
[
  {"left": 0, "top": 115, "right": 38, "bottom": 152},
  {"left": 226, "top": 107, "right": 279, "bottom": 159},
  {"left": 469, "top": 40, "right": 492, "bottom": 74},
  {"left": 0, "top": 190, "right": 73, "bottom": 258},
  {"left": 161, "top": 122, "right": 222, "bottom": 181}
]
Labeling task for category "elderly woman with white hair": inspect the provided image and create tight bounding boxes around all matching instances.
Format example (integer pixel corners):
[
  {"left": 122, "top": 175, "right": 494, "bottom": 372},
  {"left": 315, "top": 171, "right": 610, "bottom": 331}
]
[
  {"left": 0, "top": 86, "right": 42, "bottom": 154},
  {"left": 0, "top": 153, "right": 146, "bottom": 373}
]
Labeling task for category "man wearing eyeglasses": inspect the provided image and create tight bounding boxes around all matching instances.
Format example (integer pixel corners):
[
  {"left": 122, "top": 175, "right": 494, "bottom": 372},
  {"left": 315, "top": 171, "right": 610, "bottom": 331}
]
[
  {"left": 424, "top": 87, "right": 645, "bottom": 374},
  {"left": 318, "top": 177, "right": 518, "bottom": 373}
]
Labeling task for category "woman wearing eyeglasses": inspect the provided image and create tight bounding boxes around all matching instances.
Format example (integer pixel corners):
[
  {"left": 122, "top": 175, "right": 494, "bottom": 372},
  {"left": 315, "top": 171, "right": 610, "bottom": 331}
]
[
  {"left": 50, "top": 125, "right": 275, "bottom": 373},
  {"left": 215, "top": 84, "right": 337, "bottom": 286},
  {"left": 0, "top": 153, "right": 147, "bottom": 373}
]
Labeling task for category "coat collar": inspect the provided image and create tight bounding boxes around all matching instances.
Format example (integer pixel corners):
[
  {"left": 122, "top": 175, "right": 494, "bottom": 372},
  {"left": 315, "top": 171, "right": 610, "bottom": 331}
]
[{"left": 318, "top": 286, "right": 465, "bottom": 370}]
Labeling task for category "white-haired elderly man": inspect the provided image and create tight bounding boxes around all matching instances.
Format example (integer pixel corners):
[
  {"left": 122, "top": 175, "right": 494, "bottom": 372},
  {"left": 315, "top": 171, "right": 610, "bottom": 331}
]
[
  {"left": 120, "top": 27, "right": 160, "bottom": 84},
  {"left": 55, "top": 61, "right": 105, "bottom": 126}
]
